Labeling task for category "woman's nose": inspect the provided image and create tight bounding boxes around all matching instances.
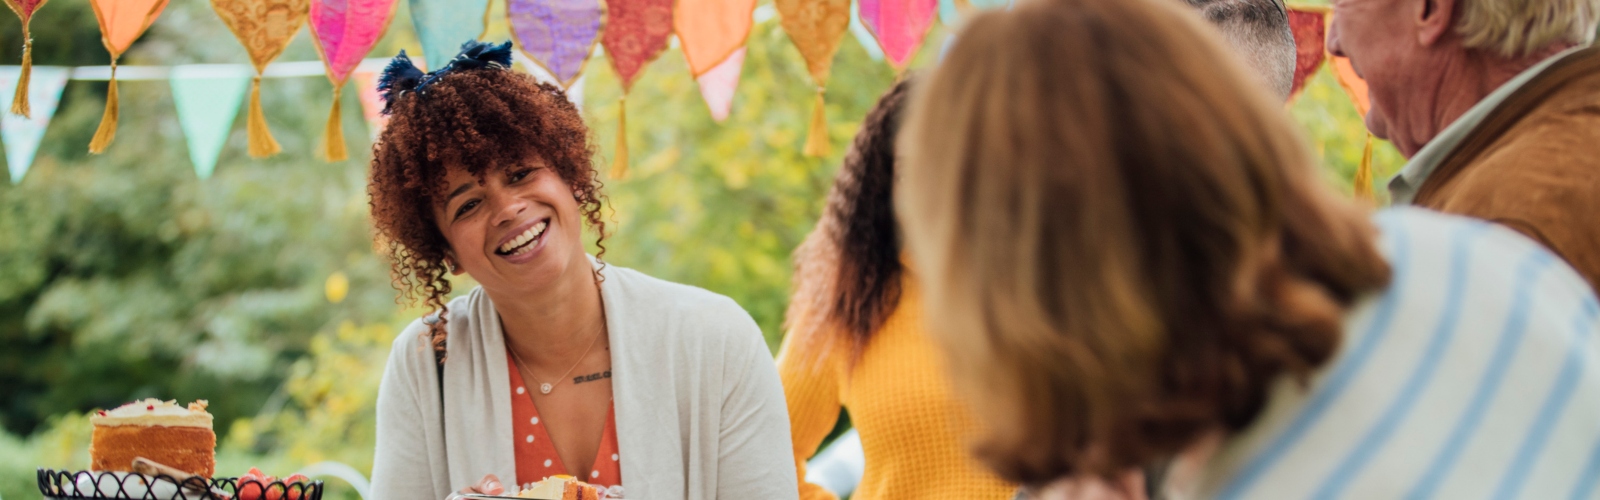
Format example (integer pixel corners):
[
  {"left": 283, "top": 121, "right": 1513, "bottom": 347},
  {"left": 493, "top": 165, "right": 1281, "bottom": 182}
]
[{"left": 489, "top": 193, "right": 528, "bottom": 227}]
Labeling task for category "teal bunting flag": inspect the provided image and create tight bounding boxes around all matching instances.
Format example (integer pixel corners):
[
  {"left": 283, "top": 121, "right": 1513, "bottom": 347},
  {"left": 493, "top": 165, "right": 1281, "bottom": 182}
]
[
  {"left": 170, "top": 65, "right": 252, "bottom": 179},
  {"left": 0, "top": 65, "right": 68, "bottom": 184},
  {"left": 409, "top": 0, "right": 491, "bottom": 71}
]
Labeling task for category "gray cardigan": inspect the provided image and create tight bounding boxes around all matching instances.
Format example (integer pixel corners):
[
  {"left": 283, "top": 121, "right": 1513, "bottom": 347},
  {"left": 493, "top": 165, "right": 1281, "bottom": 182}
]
[{"left": 369, "top": 263, "right": 799, "bottom": 499}]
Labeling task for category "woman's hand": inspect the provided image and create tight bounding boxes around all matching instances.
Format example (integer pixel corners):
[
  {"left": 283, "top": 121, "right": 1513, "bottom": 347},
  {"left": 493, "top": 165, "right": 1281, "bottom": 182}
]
[{"left": 446, "top": 474, "right": 506, "bottom": 499}]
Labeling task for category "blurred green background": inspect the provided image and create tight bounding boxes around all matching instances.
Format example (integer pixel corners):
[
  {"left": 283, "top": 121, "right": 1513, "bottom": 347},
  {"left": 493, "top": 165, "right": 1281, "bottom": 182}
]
[{"left": 0, "top": 0, "right": 1395, "bottom": 498}]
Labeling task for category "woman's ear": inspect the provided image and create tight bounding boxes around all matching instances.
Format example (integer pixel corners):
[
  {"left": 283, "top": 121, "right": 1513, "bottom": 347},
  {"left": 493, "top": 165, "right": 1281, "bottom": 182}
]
[{"left": 444, "top": 253, "right": 466, "bottom": 276}]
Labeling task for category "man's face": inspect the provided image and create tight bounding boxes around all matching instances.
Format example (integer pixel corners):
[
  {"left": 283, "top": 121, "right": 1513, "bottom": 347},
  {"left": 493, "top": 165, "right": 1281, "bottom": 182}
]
[{"left": 1328, "top": 0, "right": 1437, "bottom": 155}]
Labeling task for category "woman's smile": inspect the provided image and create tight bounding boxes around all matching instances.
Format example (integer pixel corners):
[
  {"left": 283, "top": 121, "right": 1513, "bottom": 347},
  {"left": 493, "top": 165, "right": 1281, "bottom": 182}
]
[{"left": 494, "top": 217, "right": 553, "bottom": 264}]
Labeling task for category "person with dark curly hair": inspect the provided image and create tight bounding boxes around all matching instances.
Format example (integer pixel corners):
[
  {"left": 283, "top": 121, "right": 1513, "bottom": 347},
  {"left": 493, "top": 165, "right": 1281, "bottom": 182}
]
[
  {"left": 777, "top": 78, "right": 1019, "bottom": 500},
  {"left": 366, "top": 41, "right": 797, "bottom": 500}
]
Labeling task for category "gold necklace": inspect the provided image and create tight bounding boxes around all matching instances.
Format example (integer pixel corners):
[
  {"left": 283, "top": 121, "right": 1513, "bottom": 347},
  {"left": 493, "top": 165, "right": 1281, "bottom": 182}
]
[{"left": 509, "top": 324, "right": 604, "bottom": 395}]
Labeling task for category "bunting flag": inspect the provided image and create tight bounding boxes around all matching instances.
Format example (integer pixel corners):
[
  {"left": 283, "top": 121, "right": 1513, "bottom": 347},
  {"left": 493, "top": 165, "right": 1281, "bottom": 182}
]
[
  {"left": 170, "top": 65, "right": 251, "bottom": 179},
  {"left": 4, "top": 0, "right": 49, "bottom": 118},
  {"left": 937, "top": 0, "right": 955, "bottom": 26},
  {"left": 601, "top": 0, "right": 673, "bottom": 178},
  {"left": 858, "top": 0, "right": 938, "bottom": 71},
  {"left": 351, "top": 69, "right": 388, "bottom": 140},
  {"left": 696, "top": 47, "right": 743, "bottom": 121},
  {"left": 1333, "top": 54, "right": 1376, "bottom": 201},
  {"left": 213, "top": 0, "right": 310, "bottom": 159},
  {"left": 1286, "top": 7, "right": 1326, "bottom": 101},
  {"left": 512, "top": 50, "right": 586, "bottom": 110},
  {"left": 87, "top": 0, "right": 171, "bottom": 154},
  {"left": 0, "top": 65, "right": 66, "bottom": 183},
  {"left": 849, "top": 0, "right": 884, "bottom": 61},
  {"left": 310, "top": 0, "right": 399, "bottom": 161},
  {"left": 776, "top": 0, "right": 849, "bottom": 157},
  {"left": 675, "top": 0, "right": 754, "bottom": 121},
  {"left": 937, "top": 0, "right": 1008, "bottom": 26},
  {"left": 507, "top": 0, "right": 603, "bottom": 89},
  {"left": 409, "top": 0, "right": 490, "bottom": 71}
]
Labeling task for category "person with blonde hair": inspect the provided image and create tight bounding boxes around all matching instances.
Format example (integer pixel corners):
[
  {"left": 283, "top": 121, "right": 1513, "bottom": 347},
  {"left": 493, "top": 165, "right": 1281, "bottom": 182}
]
[
  {"left": 1328, "top": 0, "right": 1600, "bottom": 292},
  {"left": 895, "top": 0, "right": 1600, "bottom": 498}
]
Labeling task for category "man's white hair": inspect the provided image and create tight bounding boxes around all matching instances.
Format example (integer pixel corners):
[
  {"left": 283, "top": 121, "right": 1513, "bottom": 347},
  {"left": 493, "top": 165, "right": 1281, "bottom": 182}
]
[
  {"left": 1186, "top": 0, "right": 1298, "bottom": 100},
  {"left": 1457, "top": 0, "right": 1600, "bottom": 58}
]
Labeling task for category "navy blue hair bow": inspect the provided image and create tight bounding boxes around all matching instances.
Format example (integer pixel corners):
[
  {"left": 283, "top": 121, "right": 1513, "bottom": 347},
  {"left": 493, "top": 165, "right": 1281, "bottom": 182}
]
[{"left": 378, "top": 40, "right": 514, "bottom": 114}]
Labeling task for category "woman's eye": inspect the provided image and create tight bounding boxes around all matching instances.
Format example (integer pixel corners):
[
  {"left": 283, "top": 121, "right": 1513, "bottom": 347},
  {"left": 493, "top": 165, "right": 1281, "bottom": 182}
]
[
  {"left": 509, "top": 168, "right": 533, "bottom": 183},
  {"left": 454, "top": 200, "right": 479, "bottom": 219}
]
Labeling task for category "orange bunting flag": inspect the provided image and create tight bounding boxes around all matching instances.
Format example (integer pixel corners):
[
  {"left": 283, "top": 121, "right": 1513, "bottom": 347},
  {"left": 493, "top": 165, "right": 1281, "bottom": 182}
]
[
  {"left": 212, "top": 0, "right": 311, "bottom": 159},
  {"left": 675, "top": 0, "right": 755, "bottom": 121},
  {"left": 602, "top": 0, "right": 673, "bottom": 179},
  {"left": 4, "top": 0, "right": 49, "bottom": 118},
  {"left": 87, "top": 0, "right": 170, "bottom": 153},
  {"left": 310, "top": 0, "right": 400, "bottom": 161},
  {"left": 1286, "top": 6, "right": 1326, "bottom": 102},
  {"left": 776, "top": 0, "right": 850, "bottom": 157}
]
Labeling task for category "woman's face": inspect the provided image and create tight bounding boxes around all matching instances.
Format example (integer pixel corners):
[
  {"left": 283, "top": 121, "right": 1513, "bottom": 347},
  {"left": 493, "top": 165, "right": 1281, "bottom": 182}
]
[{"left": 432, "top": 156, "right": 589, "bottom": 295}]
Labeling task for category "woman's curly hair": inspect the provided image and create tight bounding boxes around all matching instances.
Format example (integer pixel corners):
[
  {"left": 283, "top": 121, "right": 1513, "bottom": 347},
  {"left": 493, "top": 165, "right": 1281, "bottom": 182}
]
[
  {"left": 368, "top": 68, "right": 607, "bottom": 362},
  {"left": 786, "top": 78, "right": 912, "bottom": 365}
]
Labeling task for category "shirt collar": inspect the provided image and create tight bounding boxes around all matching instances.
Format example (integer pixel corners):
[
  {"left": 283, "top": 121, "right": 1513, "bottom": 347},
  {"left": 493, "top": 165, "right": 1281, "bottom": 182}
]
[{"left": 1388, "top": 46, "right": 1585, "bottom": 205}]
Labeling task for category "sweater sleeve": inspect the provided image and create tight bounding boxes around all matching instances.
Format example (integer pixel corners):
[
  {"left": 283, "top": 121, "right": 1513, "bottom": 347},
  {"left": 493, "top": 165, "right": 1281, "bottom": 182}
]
[
  {"left": 714, "top": 302, "right": 802, "bottom": 500},
  {"left": 776, "top": 328, "right": 844, "bottom": 500},
  {"left": 370, "top": 326, "right": 443, "bottom": 500}
]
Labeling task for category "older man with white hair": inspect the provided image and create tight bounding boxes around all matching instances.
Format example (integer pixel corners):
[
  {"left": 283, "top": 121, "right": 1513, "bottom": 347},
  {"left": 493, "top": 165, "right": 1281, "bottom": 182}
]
[{"left": 1329, "top": 0, "right": 1600, "bottom": 292}]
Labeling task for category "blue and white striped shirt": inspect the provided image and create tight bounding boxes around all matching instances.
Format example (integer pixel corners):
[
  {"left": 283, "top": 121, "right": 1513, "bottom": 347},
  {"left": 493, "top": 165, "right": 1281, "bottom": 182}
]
[{"left": 1196, "top": 207, "right": 1600, "bottom": 499}]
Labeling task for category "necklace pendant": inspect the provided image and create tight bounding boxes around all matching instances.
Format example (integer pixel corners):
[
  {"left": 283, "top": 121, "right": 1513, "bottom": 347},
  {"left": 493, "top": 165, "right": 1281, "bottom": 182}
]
[{"left": 539, "top": 383, "right": 553, "bottom": 394}]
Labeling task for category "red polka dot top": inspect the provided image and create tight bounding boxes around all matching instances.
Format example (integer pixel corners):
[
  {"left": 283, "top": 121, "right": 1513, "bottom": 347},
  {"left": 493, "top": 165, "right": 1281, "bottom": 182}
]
[{"left": 506, "top": 353, "right": 622, "bottom": 490}]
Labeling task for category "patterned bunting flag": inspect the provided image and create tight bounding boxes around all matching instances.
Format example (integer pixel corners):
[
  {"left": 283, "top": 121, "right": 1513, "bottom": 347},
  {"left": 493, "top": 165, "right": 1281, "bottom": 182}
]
[
  {"left": 170, "top": 65, "right": 251, "bottom": 179},
  {"left": 857, "top": 0, "right": 938, "bottom": 71},
  {"left": 507, "top": 0, "right": 602, "bottom": 89},
  {"left": 696, "top": 47, "right": 743, "bottom": 121},
  {"left": 3, "top": 0, "right": 49, "bottom": 118},
  {"left": 311, "top": 0, "right": 399, "bottom": 161},
  {"left": 849, "top": 0, "right": 883, "bottom": 61},
  {"left": 1287, "top": 6, "right": 1327, "bottom": 101},
  {"left": 87, "top": 0, "right": 171, "bottom": 154},
  {"left": 0, "top": 65, "right": 66, "bottom": 183},
  {"left": 512, "top": 49, "right": 586, "bottom": 109},
  {"left": 776, "top": 0, "right": 849, "bottom": 157},
  {"left": 352, "top": 69, "right": 388, "bottom": 140},
  {"left": 675, "top": 0, "right": 755, "bottom": 121},
  {"left": 212, "top": 0, "right": 310, "bottom": 159},
  {"left": 601, "top": 0, "right": 672, "bottom": 178},
  {"left": 410, "top": 0, "right": 491, "bottom": 71}
]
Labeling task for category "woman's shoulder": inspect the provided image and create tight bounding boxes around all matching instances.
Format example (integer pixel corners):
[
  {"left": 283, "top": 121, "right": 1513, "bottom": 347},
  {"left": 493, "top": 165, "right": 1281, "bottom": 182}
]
[
  {"left": 386, "top": 291, "right": 482, "bottom": 367},
  {"left": 600, "top": 263, "right": 763, "bottom": 344}
]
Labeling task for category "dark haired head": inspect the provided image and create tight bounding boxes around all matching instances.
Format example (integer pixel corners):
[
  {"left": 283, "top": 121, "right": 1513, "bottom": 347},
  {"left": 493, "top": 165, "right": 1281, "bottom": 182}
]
[
  {"left": 786, "top": 78, "right": 913, "bottom": 362},
  {"left": 368, "top": 42, "right": 607, "bottom": 361}
]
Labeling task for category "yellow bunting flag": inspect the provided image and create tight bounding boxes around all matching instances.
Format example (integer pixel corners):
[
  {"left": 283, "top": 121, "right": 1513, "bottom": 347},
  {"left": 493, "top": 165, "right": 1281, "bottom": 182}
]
[
  {"left": 1332, "top": 54, "right": 1377, "bottom": 200},
  {"left": 212, "top": 0, "right": 310, "bottom": 159},
  {"left": 776, "top": 0, "right": 850, "bottom": 157},
  {"left": 87, "top": 0, "right": 170, "bottom": 154}
]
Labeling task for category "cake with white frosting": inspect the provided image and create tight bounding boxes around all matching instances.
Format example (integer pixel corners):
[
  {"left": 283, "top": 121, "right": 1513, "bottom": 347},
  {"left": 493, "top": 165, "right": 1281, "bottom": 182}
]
[{"left": 89, "top": 399, "right": 215, "bottom": 477}]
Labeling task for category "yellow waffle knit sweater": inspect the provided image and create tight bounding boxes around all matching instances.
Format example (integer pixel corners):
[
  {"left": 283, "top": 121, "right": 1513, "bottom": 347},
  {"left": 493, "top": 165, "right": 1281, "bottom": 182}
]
[{"left": 778, "top": 283, "right": 1017, "bottom": 500}]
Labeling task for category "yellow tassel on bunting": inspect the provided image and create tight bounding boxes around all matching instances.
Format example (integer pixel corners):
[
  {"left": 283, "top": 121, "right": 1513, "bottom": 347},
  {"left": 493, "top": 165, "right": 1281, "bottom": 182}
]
[
  {"left": 324, "top": 87, "right": 348, "bottom": 161},
  {"left": 803, "top": 87, "right": 829, "bottom": 157},
  {"left": 11, "top": 24, "right": 33, "bottom": 118},
  {"left": 88, "top": 62, "right": 119, "bottom": 154},
  {"left": 247, "top": 75, "right": 282, "bottom": 158},
  {"left": 612, "top": 96, "right": 629, "bottom": 179},
  {"left": 1353, "top": 132, "right": 1375, "bottom": 201}
]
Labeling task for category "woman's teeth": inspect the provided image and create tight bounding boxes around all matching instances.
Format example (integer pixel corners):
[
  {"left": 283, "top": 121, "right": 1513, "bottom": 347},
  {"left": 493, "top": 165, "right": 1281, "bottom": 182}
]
[{"left": 498, "top": 221, "right": 548, "bottom": 255}]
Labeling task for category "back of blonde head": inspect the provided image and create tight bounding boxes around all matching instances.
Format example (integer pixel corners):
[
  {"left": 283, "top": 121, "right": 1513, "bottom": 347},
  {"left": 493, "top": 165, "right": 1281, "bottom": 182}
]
[{"left": 896, "top": 0, "right": 1391, "bottom": 484}]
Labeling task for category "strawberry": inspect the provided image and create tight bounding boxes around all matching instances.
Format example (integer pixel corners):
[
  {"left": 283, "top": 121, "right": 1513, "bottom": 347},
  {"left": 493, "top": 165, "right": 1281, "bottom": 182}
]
[{"left": 281, "top": 474, "right": 311, "bottom": 500}]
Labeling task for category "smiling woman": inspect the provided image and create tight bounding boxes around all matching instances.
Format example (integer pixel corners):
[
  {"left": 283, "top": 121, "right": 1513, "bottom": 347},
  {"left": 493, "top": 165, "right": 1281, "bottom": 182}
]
[{"left": 364, "top": 41, "right": 798, "bottom": 500}]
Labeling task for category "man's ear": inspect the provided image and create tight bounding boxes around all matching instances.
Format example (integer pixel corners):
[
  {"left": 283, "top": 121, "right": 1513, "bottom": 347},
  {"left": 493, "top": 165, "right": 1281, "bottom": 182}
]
[{"left": 1416, "top": 0, "right": 1457, "bottom": 47}]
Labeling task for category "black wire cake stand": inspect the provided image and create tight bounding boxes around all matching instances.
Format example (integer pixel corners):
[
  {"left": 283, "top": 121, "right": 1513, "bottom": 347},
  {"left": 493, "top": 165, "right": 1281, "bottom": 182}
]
[{"left": 39, "top": 469, "right": 324, "bottom": 500}]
